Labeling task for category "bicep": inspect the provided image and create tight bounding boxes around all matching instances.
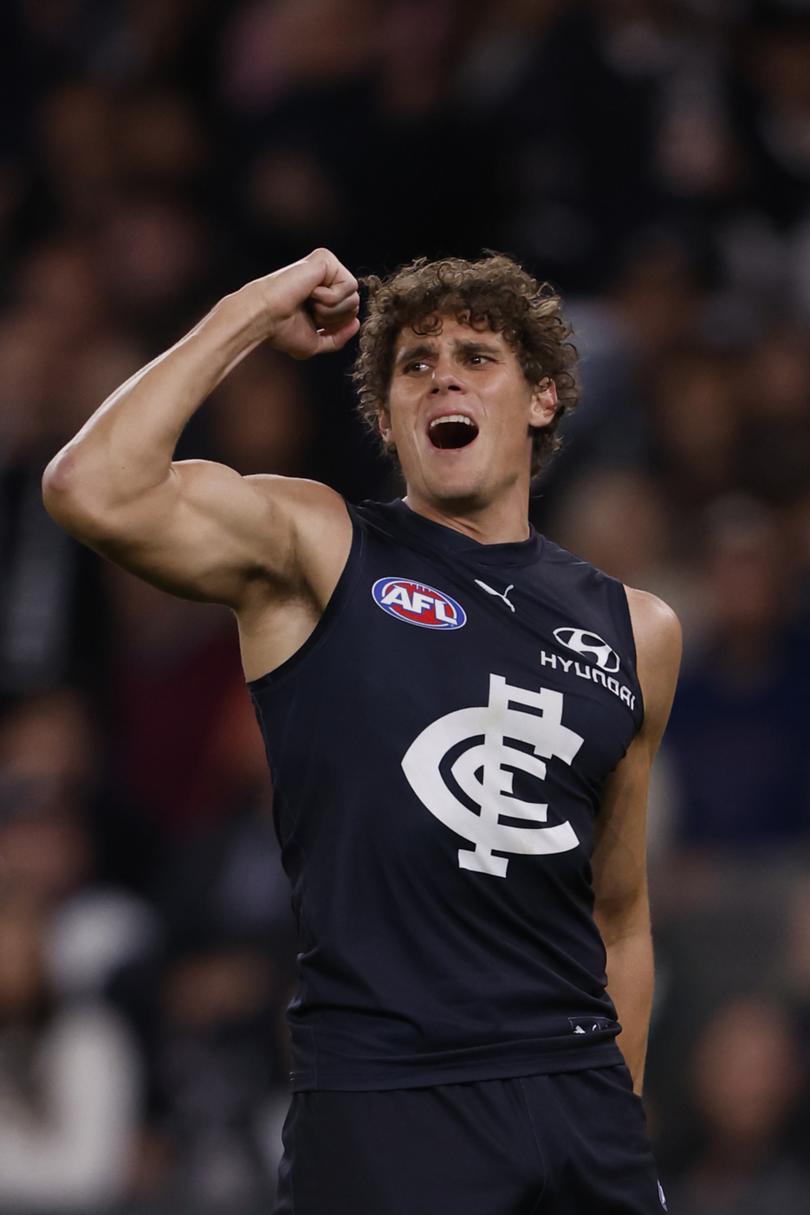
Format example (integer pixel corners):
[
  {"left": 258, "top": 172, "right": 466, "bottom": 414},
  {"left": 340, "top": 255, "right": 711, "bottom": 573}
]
[{"left": 80, "top": 461, "right": 296, "bottom": 606}]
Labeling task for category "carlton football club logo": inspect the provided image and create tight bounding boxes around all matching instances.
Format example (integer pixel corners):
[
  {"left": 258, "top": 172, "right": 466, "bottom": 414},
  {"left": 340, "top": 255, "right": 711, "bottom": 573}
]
[
  {"left": 553, "top": 626, "right": 620, "bottom": 673},
  {"left": 372, "top": 577, "right": 466, "bottom": 630},
  {"left": 402, "top": 674, "right": 584, "bottom": 877}
]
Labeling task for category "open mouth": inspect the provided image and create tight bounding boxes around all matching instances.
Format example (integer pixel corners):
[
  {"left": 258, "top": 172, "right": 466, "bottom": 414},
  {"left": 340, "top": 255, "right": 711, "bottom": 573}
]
[{"left": 428, "top": 415, "right": 479, "bottom": 450}]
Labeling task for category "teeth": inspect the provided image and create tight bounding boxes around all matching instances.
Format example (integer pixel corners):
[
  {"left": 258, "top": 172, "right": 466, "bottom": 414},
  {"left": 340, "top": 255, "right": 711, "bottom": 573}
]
[{"left": 429, "top": 415, "right": 475, "bottom": 429}]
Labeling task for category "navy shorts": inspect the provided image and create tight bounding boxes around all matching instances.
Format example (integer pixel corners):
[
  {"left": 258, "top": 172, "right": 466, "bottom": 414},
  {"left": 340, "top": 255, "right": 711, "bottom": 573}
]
[{"left": 273, "top": 1064, "right": 667, "bottom": 1214}]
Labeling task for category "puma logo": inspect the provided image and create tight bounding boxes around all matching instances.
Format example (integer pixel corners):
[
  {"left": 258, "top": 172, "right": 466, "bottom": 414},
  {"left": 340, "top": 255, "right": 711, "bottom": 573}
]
[{"left": 474, "top": 579, "right": 516, "bottom": 613}]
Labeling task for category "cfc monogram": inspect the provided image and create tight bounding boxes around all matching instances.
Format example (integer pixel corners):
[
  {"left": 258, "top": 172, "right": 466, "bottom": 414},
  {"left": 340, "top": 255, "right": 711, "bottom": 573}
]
[{"left": 401, "top": 675, "right": 583, "bottom": 877}]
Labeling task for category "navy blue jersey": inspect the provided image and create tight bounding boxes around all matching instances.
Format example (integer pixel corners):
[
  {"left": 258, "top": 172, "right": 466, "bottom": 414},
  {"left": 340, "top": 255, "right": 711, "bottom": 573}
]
[{"left": 249, "top": 499, "right": 644, "bottom": 1091}]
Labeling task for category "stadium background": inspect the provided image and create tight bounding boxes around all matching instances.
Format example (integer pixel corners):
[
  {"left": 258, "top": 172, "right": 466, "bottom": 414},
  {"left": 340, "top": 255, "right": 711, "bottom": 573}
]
[{"left": 1, "top": 1, "right": 809, "bottom": 1211}]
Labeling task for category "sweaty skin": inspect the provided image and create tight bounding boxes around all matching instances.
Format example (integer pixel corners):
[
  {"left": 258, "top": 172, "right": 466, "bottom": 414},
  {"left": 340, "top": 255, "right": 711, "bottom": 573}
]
[
  {"left": 383, "top": 318, "right": 558, "bottom": 543},
  {"left": 42, "top": 248, "right": 681, "bottom": 1094}
]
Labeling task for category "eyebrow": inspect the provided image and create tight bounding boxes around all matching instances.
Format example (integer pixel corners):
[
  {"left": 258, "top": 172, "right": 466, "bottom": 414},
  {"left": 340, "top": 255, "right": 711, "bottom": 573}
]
[
  {"left": 395, "top": 341, "right": 436, "bottom": 368},
  {"left": 394, "top": 337, "right": 503, "bottom": 367}
]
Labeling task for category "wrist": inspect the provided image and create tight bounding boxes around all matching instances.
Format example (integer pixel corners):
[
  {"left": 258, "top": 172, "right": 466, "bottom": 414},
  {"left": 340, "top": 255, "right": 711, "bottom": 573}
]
[
  {"left": 173, "top": 289, "right": 272, "bottom": 387},
  {"left": 216, "top": 283, "right": 278, "bottom": 346}
]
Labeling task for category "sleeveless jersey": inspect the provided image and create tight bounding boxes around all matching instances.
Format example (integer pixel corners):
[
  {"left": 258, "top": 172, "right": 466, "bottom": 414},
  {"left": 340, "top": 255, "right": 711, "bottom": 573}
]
[{"left": 248, "top": 499, "right": 644, "bottom": 1091}]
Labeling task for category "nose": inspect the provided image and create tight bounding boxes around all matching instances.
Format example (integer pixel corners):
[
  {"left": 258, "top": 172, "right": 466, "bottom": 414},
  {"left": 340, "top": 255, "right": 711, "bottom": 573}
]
[{"left": 430, "top": 363, "right": 464, "bottom": 394}]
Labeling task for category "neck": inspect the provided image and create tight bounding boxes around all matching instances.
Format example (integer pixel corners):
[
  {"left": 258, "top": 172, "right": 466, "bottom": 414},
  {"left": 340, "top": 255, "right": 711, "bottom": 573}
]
[{"left": 403, "top": 485, "right": 532, "bottom": 545}]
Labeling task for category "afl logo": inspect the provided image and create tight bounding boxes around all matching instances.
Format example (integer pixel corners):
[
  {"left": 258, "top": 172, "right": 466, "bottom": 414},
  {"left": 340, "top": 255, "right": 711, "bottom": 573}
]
[
  {"left": 372, "top": 577, "right": 466, "bottom": 630},
  {"left": 553, "top": 626, "right": 620, "bottom": 672}
]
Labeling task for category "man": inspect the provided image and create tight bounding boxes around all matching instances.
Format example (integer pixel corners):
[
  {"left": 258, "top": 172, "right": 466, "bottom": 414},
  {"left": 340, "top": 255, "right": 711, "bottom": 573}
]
[{"left": 43, "top": 248, "right": 681, "bottom": 1213}]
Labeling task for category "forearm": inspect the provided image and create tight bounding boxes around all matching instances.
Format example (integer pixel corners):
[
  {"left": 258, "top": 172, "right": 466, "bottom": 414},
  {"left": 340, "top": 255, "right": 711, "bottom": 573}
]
[
  {"left": 43, "top": 285, "right": 267, "bottom": 513},
  {"left": 603, "top": 924, "right": 654, "bottom": 1095}
]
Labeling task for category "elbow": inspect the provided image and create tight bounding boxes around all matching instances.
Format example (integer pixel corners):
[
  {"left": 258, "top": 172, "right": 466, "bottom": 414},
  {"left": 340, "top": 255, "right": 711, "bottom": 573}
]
[
  {"left": 42, "top": 449, "right": 108, "bottom": 539},
  {"left": 42, "top": 450, "right": 81, "bottom": 521},
  {"left": 42, "top": 450, "right": 74, "bottom": 508}
]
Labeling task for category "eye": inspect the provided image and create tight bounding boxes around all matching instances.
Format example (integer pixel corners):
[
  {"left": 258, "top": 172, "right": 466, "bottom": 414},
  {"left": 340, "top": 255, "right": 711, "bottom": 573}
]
[
  {"left": 404, "top": 360, "right": 430, "bottom": 374},
  {"left": 466, "top": 353, "right": 493, "bottom": 366}
]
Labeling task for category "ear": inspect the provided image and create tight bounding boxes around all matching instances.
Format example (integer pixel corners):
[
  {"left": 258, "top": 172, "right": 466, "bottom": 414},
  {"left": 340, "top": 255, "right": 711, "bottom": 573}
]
[
  {"left": 529, "top": 377, "right": 558, "bottom": 429},
  {"left": 378, "top": 406, "right": 392, "bottom": 445}
]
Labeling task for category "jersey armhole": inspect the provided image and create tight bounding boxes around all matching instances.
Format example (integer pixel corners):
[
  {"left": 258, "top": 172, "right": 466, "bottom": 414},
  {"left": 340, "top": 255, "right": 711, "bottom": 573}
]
[
  {"left": 609, "top": 579, "right": 646, "bottom": 730},
  {"left": 246, "top": 501, "right": 365, "bottom": 693}
]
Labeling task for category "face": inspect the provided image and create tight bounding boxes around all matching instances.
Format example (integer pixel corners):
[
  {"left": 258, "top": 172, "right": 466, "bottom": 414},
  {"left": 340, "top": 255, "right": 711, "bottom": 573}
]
[{"left": 380, "top": 316, "right": 557, "bottom": 510}]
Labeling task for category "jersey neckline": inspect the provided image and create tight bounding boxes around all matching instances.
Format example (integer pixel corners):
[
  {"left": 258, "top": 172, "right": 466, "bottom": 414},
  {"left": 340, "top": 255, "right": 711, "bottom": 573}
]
[{"left": 370, "top": 498, "right": 544, "bottom": 568}]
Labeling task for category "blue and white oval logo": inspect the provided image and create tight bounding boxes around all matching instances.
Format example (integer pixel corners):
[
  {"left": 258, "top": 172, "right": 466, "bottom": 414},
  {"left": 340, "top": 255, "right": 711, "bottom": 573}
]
[
  {"left": 553, "top": 626, "right": 620, "bottom": 672},
  {"left": 372, "top": 577, "right": 466, "bottom": 630}
]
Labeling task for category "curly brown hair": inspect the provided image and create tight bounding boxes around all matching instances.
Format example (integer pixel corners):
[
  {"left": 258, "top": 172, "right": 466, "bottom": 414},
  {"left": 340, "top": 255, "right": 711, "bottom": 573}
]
[{"left": 352, "top": 252, "right": 579, "bottom": 476}]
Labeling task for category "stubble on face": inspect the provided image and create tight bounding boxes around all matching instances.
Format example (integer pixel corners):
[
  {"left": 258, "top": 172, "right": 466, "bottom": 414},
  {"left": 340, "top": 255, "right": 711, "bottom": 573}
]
[{"left": 382, "top": 317, "right": 544, "bottom": 514}]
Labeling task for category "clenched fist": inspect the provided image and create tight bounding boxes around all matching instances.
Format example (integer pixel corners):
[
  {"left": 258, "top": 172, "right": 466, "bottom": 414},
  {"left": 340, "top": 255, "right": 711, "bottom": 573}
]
[{"left": 242, "top": 248, "right": 360, "bottom": 360}]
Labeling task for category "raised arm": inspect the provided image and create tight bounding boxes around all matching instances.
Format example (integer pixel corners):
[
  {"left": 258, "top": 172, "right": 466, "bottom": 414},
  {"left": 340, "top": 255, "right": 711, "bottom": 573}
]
[
  {"left": 591, "top": 589, "right": 682, "bottom": 1095},
  {"left": 41, "top": 249, "right": 359, "bottom": 609}
]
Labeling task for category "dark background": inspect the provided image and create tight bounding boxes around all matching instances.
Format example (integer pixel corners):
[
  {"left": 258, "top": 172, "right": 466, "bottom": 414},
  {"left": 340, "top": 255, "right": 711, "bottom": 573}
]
[{"left": 1, "top": 2, "right": 809, "bottom": 1212}]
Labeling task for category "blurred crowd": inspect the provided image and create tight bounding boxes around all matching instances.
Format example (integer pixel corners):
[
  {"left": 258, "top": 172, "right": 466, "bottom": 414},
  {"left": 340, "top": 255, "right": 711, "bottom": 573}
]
[{"left": 1, "top": 1, "right": 809, "bottom": 1212}]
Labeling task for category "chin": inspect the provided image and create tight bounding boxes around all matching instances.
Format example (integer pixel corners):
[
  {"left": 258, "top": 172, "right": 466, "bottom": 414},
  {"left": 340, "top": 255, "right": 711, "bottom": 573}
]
[
  {"left": 401, "top": 441, "right": 517, "bottom": 510},
  {"left": 422, "top": 470, "right": 490, "bottom": 510}
]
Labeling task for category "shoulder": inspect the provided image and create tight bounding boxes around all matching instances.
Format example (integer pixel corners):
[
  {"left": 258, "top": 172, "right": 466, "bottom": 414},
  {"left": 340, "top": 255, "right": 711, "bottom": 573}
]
[
  {"left": 242, "top": 473, "right": 352, "bottom": 607},
  {"left": 625, "top": 586, "right": 682, "bottom": 656},
  {"left": 245, "top": 473, "right": 348, "bottom": 523},
  {"left": 247, "top": 474, "right": 353, "bottom": 582},
  {"left": 624, "top": 587, "right": 682, "bottom": 748}
]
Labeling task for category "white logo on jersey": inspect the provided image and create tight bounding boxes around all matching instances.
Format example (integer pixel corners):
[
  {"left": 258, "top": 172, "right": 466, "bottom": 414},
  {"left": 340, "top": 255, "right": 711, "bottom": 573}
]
[
  {"left": 474, "top": 579, "right": 516, "bottom": 613},
  {"left": 657, "top": 1180, "right": 668, "bottom": 1210},
  {"left": 553, "top": 626, "right": 620, "bottom": 672},
  {"left": 401, "top": 674, "right": 583, "bottom": 877}
]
